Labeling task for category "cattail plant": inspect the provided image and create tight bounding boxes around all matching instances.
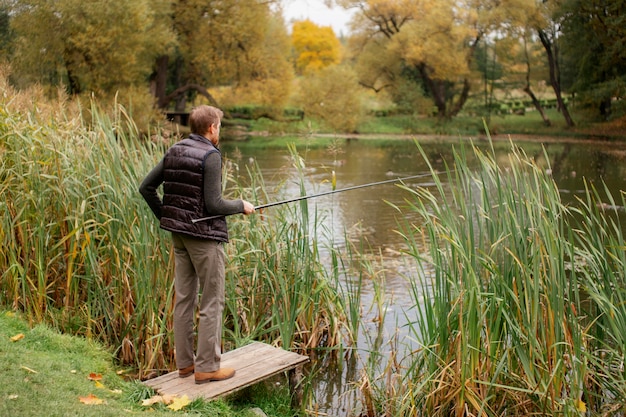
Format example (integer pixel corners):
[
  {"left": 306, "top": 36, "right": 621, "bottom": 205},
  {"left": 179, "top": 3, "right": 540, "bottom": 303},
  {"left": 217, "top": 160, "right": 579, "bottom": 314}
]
[{"left": 359, "top": 138, "right": 626, "bottom": 415}]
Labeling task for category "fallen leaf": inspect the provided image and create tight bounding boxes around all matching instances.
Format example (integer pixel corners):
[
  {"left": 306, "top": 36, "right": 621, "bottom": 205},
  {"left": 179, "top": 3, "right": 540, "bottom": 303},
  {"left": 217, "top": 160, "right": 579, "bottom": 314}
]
[
  {"left": 167, "top": 395, "right": 191, "bottom": 411},
  {"left": 79, "top": 394, "right": 104, "bottom": 405},
  {"left": 10, "top": 333, "right": 24, "bottom": 342},
  {"left": 142, "top": 394, "right": 170, "bottom": 406},
  {"left": 20, "top": 366, "right": 37, "bottom": 374},
  {"left": 141, "top": 396, "right": 160, "bottom": 406},
  {"left": 87, "top": 373, "right": 102, "bottom": 381},
  {"left": 8, "top": 394, "right": 18, "bottom": 400},
  {"left": 94, "top": 380, "right": 105, "bottom": 389},
  {"left": 141, "top": 394, "right": 178, "bottom": 407},
  {"left": 576, "top": 399, "right": 586, "bottom": 412}
]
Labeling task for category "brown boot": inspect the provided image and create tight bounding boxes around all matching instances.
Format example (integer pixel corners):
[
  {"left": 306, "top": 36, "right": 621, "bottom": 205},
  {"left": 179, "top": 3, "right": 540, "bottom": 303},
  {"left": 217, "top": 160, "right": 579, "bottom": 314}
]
[
  {"left": 194, "top": 367, "right": 236, "bottom": 384},
  {"left": 178, "top": 365, "right": 194, "bottom": 378}
]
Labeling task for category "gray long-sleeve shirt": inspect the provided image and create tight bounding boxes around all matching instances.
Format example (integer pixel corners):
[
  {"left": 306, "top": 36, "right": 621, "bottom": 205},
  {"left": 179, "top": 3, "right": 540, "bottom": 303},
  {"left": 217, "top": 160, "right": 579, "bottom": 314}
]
[{"left": 139, "top": 151, "right": 243, "bottom": 220}]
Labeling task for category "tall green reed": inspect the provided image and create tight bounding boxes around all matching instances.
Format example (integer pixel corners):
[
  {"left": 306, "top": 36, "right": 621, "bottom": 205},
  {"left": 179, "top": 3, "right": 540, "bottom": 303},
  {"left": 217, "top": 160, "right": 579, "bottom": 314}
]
[
  {"left": 223, "top": 143, "right": 351, "bottom": 351},
  {"left": 569, "top": 182, "right": 626, "bottom": 412},
  {"left": 369, "top": 137, "right": 620, "bottom": 416},
  {"left": 1, "top": 97, "right": 176, "bottom": 375},
  {"left": 1, "top": 95, "right": 351, "bottom": 378}
]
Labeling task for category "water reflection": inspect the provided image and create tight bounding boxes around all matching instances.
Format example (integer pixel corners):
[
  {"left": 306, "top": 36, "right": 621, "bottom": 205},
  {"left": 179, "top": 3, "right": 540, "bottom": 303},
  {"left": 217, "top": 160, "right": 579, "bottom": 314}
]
[{"left": 221, "top": 136, "right": 626, "bottom": 415}]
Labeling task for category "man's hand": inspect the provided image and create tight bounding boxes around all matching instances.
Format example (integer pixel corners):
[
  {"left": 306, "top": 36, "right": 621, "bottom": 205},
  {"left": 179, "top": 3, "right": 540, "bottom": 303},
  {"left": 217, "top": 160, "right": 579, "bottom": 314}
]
[{"left": 242, "top": 201, "right": 255, "bottom": 215}]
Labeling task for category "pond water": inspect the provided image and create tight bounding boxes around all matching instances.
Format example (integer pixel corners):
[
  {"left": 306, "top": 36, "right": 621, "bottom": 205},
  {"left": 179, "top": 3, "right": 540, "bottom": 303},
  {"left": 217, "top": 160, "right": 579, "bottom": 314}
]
[{"left": 221, "top": 134, "right": 626, "bottom": 415}]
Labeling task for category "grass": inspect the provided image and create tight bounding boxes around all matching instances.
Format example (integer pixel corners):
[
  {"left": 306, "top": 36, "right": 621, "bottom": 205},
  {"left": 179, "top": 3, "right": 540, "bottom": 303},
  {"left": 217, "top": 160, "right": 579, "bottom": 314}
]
[
  {"left": 0, "top": 310, "right": 296, "bottom": 417},
  {"left": 1, "top": 310, "right": 132, "bottom": 417},
  {"left": 240, "top": 106, "right": 625, "bottom": 141}
]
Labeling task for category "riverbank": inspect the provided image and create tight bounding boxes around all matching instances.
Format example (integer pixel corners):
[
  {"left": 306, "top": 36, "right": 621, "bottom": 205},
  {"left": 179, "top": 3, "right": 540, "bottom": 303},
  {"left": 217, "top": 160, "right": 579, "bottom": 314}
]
[{"left": 222, "top": 108, "right": 626, "bottom": 145}]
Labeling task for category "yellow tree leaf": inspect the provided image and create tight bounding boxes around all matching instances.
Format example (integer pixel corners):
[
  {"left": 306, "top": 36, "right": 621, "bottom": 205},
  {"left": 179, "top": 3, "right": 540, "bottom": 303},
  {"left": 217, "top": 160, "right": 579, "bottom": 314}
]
[
  {"left": 141, "top": 394, "right": 176, "bottom": 406},
  {"left": 79, "top": 394, "right": 104, "bottom": 405},
  {"left": 167, "top": 395, "right": 191, "bottom": 411},
  {"left": 10, "top": 333, "right": 25, "bottom": 342},
  {"left": 141, "top": 395, "right": 164, "bottom": 406},
  {"left": 292, "top": 19, "right": 341, "bottom": 75}
]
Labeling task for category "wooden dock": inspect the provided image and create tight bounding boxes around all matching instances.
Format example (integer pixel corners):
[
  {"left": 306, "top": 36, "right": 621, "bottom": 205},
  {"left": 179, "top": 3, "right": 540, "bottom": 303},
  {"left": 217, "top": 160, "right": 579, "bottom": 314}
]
[{"left": 143, "top": 342, "right": 309, "bottom": 403}]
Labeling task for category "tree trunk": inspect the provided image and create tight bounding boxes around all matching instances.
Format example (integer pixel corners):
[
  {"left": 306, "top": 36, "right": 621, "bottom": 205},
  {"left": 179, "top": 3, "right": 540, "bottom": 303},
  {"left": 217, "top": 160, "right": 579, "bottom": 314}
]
[
  {"left": 523, "top": 85, "right": 551, "bottom": 127},
  {"left": 66, "top": 68, "right": 81, "bottom": 96},
  {"left": 154, "top": 55, "right": 169, "bottom": 109},
  {"left": 449, "top": 78, "right": 471, "bottom": 117},
  {"left": 63, "top": 47, "right": 81, "bottom": 95},
  {"left": 416, "top": 33, "right": 480, "bottom": 119},
  {"left": 537, "top": 29, "right": 575, "bottom": 127},
  {"left": 449, "top": 35, "right": 480, "bottom": 117},
  {"left": 599, "top": 97, "right": 611, "bottom": 120},
  {"left": 522, "top": 34, "right": 551, "bottom": 126},
  {"left": 417, "top": 64, "right": 447, "bottom": 117},
  {"left": 162, "top": 83, "right": 222, "bottom": 114}
]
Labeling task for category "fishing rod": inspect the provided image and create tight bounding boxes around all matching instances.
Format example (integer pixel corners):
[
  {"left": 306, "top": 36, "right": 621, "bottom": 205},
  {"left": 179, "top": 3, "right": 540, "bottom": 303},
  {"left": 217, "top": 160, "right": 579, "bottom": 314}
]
[{"left": 192, "top": 172, "right": 433, "bottom": 224}]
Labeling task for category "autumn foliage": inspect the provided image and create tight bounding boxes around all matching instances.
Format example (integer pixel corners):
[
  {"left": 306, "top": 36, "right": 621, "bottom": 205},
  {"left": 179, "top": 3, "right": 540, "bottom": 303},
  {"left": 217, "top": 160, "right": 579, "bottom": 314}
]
[{"left": 291, "top": 20, "right": 341, "bottom": 75}]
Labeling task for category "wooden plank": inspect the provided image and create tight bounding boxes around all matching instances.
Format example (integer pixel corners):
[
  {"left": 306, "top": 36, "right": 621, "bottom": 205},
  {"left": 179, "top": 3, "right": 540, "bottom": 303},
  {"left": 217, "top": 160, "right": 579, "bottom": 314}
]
[{"left": 144, "top": 342, "right": 309, "bottom": 400}]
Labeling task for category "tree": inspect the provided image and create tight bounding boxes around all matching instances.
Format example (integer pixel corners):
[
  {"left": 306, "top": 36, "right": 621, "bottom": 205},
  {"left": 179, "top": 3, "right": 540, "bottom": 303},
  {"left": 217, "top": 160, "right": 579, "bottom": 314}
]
[
  {"left": 9, "top": 0, "right": 173, "bottom": 95},
  {"left": 297, "top": 65, "right": 364, "bottom": 132},
  {"left": 7, "top": 0, "right": 292, "bottom": 115},
  {"left": 291, "top": 19, "right": 341, "bottom": 75},
  {"left": 219, "top": 13, "right": 294, "bottom": 117},
  {"left": 522, "top": 0, "right": 575, "bottom": 127},
  {"left": 474, "top": 38, "right": 503, "bottom": 123},
  {"left": 342, "top": 0, "right": 484, "bottom": 118},
  {"left": 152, "top": 0, "right": 293, "bottom": 111},
  {"left": 0, "top": 3, "right": 12, "bottom": 61},
  {"left": 521, "top": 31, "right": 552, "bottom": 126},
  {"left": 560, "top": 0, "right": 626, "bottom": 119}
]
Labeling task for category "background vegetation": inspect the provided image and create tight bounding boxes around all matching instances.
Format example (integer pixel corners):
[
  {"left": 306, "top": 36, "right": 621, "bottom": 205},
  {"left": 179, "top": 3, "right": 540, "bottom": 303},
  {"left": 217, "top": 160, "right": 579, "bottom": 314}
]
[
  {"left": 1, "top": 0, "right": 624, "bottom": 134},
  {"left": 4, "top": 69, "right": 626, "bottom": 415}
]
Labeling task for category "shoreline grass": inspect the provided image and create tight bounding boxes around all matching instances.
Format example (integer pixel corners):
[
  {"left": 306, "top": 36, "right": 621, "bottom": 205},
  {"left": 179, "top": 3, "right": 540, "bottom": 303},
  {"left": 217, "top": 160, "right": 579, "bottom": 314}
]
[
  {"left": 0, "top": 310, "right": 296, "bottom": 417},
  {"left": 239, "top": 107, "right": 626, "bottom": 142}
]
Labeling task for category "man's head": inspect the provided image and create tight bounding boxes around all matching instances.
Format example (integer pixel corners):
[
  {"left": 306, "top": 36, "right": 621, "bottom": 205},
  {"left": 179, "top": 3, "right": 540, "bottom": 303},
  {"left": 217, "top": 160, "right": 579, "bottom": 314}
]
[{"left": 189, "top": 105, "right": 223, "bottom": 145}]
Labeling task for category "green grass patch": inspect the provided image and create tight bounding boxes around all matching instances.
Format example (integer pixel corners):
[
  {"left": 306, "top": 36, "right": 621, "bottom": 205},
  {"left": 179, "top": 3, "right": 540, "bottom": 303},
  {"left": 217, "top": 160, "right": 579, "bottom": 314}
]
[
  {"left": 241, "top": 107, "right": 617, "bottom": 140},
  {"left": 0, "top": 310, "right": 300, "bottom": 417},
  {"left": 1, "top": 310, "right": 150, "bottom": 417}
]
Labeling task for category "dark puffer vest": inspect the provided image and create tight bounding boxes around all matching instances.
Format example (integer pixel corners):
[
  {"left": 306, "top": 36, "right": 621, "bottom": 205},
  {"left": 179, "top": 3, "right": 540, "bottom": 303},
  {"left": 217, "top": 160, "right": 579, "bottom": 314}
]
[{"left": 159, "top": 134, "right": 229, "bottom": 242}]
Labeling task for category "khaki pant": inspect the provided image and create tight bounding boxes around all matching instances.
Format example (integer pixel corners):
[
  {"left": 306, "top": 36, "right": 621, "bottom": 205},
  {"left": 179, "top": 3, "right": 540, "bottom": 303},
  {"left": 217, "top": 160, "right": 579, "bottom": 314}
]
[{"left": 171, "top": 233, "right": 225, "bottom": 373}]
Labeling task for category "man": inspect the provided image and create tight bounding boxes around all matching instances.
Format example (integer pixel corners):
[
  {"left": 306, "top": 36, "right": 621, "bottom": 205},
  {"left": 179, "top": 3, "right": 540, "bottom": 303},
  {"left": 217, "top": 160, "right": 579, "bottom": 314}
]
[{"left": 139, "top": 105, "right": 255, "bottom": 384}]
